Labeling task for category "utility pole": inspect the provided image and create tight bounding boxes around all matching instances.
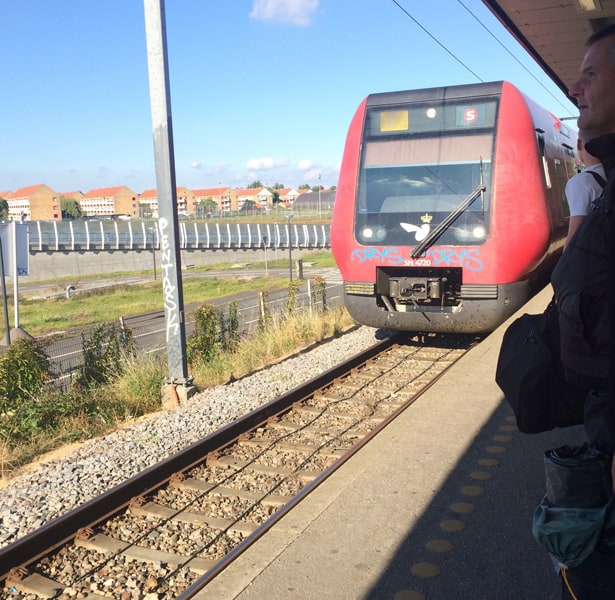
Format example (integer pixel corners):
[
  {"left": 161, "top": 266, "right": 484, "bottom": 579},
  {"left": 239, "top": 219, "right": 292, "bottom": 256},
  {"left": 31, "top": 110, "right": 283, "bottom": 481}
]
[{"left": 143, "top": 0, "right": 193, "bottom": 404}]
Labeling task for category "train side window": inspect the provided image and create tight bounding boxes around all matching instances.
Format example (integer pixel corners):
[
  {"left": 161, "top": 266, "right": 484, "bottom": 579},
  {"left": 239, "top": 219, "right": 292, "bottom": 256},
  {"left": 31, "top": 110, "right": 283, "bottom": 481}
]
[
  {"left": 553, "top": 158, "right": 571, "bottom": 219},
  {"left": 536, "top": 133, "right": 552, "bottom": 189}
]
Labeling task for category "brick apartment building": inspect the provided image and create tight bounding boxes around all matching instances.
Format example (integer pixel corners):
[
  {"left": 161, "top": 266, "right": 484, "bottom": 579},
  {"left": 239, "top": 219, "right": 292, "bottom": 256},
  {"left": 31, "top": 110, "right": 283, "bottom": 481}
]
[
  {"left": 5, "top": 184, "right": 61, "bottom": 221},
  {"left": 80, "top": 186, "right": 139, "bottom": 218}
]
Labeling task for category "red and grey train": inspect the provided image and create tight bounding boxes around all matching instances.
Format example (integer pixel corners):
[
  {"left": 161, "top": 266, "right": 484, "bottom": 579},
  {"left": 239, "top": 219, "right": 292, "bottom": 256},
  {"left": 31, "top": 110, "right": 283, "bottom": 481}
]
[{"left": 331, "top": 80, "right": 577, "bottom": 334}]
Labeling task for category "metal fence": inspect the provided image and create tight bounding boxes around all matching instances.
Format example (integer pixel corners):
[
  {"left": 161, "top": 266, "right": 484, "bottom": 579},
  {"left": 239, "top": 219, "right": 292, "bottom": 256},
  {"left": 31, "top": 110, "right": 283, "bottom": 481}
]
[
  {"left": 41, "top": 279, "right": 343, "bottom": 390},
  {"left": 28, "top": 219, "right": 330, "bottom": 253}
]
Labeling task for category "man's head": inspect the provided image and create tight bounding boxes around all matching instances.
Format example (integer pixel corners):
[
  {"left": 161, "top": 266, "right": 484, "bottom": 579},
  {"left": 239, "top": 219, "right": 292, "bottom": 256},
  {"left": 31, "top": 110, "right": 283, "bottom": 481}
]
[
  {"left": 569, "top": 24, "right": 615, "bottom": 134},
  {"left": 578, "top": 129, "right": 600, "bottom": 166}
]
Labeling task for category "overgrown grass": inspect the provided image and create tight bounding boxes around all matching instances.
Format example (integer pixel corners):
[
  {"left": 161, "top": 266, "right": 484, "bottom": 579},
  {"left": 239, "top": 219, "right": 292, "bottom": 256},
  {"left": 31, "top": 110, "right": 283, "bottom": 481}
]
[
  {"left": 0, "top": 295, "right": 357, "bottom": 480},
  {"left": 0, "top": 348, "right": 165, "bottom": 479},
  {"left": 189, "top": 305, "right": 355, "bottom": 387},
  {"left": 15, "top": 250, "right": 337, "bottom": 336},
  {"left": 18, "top": 276, "right": 290, "bottom": 336}
]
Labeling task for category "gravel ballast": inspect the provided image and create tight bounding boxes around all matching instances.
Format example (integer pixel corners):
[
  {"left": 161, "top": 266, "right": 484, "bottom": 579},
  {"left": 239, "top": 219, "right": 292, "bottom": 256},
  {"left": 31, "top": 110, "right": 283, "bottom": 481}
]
[{"left": 0, "top": 325, "right": 384, "bottom": 548}]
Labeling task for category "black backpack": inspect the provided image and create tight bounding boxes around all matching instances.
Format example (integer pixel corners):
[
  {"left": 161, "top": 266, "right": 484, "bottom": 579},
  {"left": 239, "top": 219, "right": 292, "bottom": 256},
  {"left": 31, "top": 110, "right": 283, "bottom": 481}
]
[{"left": 551, "top": 193, "right": 610, "bottom": 390}]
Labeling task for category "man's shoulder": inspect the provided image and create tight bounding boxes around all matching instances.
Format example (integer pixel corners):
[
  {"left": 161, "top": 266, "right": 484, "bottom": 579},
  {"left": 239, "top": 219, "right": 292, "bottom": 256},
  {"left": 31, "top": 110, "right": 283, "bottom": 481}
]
[{"left": 583, "top": 163, "right": 607, "bottom": 178}]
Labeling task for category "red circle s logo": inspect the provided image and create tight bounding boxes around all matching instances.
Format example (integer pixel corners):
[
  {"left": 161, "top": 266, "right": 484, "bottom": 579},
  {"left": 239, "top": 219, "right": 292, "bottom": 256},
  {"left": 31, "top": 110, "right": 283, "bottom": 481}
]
[{"left": 463, "top": 108, "right": 478, "bottom": 123}]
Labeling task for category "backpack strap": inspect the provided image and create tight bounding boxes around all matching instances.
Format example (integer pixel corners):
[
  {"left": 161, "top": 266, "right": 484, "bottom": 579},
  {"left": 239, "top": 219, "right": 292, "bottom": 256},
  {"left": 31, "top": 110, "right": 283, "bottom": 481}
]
[{"left": 586, "top": 169, "right": 606, "bottom": 188}]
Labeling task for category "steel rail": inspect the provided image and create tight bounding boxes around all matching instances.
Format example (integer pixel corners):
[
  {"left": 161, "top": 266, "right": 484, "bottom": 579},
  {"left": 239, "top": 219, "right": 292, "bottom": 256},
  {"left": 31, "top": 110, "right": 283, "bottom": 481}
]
[
  {"left": 0, "top": 330, "right": 401, "bottom": 583},
  {"left": 177, "top": 333, "right": 463, "bottom": 598}
]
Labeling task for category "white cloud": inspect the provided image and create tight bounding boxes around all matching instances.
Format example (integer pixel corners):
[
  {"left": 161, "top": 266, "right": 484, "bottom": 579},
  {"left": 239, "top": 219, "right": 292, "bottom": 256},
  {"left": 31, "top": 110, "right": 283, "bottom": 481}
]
[
  {"left": 245, "top": 156, "right": 290, "bottom": 170},
  {"left": 250, "top": 0, "right": 319, "bottom": 27},
  {"left": 303, "top": 167, "right": 321, "bottom": 181},
  {"left": 297, "top": 159, "right": 313, "bottom": 170},
  {"left": 191, "top": 161, "right": 203, "bottom": 169}
]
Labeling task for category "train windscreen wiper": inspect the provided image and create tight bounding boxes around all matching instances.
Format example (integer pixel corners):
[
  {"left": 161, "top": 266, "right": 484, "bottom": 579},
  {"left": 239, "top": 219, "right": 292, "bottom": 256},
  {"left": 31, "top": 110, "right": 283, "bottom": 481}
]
[
  {"left": 410, "top": 183, "right": 485, "bottom": 258},
  {"left": 411, "top": 158, "right": 485, "bottom": 258}
]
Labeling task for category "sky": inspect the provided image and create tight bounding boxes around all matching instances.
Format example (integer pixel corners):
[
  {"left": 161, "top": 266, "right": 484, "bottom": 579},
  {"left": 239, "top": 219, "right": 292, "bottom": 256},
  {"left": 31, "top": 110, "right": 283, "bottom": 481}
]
[{"left": 0, "top": 0, "right": 580, "bottom": 196}]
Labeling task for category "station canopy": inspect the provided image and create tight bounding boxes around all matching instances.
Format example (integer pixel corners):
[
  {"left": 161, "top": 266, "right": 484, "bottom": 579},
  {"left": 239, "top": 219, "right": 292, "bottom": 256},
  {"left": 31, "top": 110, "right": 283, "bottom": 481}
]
[{"left": 482, "top": 0, "right": 615, "bottom": 98}]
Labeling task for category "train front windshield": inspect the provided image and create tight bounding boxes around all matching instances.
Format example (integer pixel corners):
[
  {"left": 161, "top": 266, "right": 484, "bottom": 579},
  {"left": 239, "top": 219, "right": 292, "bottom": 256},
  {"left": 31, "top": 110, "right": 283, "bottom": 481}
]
[{"left": 355, "top": 97, "right": 497, "bottom": 248}]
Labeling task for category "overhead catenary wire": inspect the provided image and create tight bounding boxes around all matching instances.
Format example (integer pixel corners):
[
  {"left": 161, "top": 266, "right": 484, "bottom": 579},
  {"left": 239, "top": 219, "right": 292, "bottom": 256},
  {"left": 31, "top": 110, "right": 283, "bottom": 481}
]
[
  {"left": 390, "top": 0, "right": 576, "bottom": 119},
  {"left": 389, "top": 0, "right": 484, "bottom": 83},
  {"left": 456, "top": 0, "right": 575, "bottom": 118}
]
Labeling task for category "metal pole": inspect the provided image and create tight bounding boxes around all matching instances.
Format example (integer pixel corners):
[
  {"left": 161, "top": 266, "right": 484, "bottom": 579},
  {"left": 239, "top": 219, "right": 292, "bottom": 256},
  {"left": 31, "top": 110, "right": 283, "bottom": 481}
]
[
  {"left": 11, "top": 222, "right": 19, "bottom": 329},
  {"left": 0, "top": 237, "right": 10, "bottom": 345},
  {"left": 263, "top": 236, "right": 268, "bottom": 276},
  {"left": 286, "top": 215, "right": 293, "bottom": 282},
  {"left": 143, "top": 0, "right": 190, "bottom": 385},
  {"left": 150, "top": 227, "right": 157, "bottom": 280}
]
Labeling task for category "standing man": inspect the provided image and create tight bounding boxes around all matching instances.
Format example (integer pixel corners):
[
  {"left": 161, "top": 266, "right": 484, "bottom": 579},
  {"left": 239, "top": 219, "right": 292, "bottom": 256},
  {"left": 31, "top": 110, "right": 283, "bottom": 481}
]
[
  {"left": 568, "top": 21, "right": 615, "bottom": 477},
  {"left": 553, "top": 23, "right": 615, "bottom": 600},
  {"left": 564, "top": 129, "right": 606, "bottom": 246}
]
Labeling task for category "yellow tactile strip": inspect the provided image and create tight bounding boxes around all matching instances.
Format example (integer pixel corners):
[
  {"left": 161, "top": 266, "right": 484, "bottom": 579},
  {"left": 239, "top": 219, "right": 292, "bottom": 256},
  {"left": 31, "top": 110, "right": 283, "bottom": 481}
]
[{"left": 393, "top": 414, "right": 518, "bottom": 600}]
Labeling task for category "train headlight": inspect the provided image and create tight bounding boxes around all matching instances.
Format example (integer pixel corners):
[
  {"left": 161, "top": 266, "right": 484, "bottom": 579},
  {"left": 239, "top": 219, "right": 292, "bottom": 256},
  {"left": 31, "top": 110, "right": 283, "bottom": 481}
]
[
  {"left": 359, "top": 226, "right": 386, "bottom": 242},
  {"left": 472, "top": 225, "right": 486, "bottom": 239},
  {"left": 426, "top": 107, "right": 437, "bottom": 119}
]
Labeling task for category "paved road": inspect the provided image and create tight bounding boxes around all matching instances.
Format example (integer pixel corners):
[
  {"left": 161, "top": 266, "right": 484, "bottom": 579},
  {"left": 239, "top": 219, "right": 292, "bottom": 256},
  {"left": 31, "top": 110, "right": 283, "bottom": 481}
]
[
  {"left": 19, "top": 266, "right": 344, "bottom": 387},
  {"left": 11, "top": 264, "right": 340, "bottom": 300}
]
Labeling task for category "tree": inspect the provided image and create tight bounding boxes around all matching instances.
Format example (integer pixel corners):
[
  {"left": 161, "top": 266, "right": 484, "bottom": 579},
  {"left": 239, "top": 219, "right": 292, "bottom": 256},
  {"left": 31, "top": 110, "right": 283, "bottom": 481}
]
[
  {"left": 298, "top": 183, "right": 311, "bottom": 190},
  {"left": 197, "top": 197, "right": 217, "bottom": 217},
  {"left": 239, "top": 199, "right": 257, "bottom": 213},
  {"left": 60, "top": 196, "right": 82, "bottom": 219},
  {"left": 247, "top": 180, "right": 263, "bottom": 189},
  {"left": 0, "top": 198, "right": 8, "bottom": 220}
]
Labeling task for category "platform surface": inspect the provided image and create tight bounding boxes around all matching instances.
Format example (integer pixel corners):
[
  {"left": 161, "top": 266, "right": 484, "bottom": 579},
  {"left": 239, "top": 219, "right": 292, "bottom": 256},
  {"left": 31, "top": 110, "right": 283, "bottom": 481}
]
[{"left": 193, "top": 285, "right": 584, "bottom": 600}]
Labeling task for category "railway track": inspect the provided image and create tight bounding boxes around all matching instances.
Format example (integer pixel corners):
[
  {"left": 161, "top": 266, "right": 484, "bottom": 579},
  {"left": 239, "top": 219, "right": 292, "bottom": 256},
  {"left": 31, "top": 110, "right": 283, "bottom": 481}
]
[{"left": 0, "top": 331, "right": 479, "bottom": 599}]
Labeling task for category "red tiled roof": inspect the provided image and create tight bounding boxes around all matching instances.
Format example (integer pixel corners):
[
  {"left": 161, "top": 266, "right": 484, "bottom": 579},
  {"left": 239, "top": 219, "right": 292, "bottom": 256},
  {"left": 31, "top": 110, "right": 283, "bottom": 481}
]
[
  {"left": 235, "top": 188, "right": 261, "bottom": 197},
  {"left": 10, "top": 184, "right": 49, "bottom": 198},
  {"left": 139, "top": 187, "right": 193, "bottom": 199},
  {"left": 192, "top": 187, "right": 230, "bottom": 196},
  {"left": 82, "top": 186, "right": 131, "bottom": 198}
]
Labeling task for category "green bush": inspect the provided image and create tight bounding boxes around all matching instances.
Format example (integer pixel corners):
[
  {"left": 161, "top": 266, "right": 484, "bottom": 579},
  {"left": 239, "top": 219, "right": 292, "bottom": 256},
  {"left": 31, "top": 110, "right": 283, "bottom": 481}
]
[
  {"left": 78, "top": 322, "right": 134, "bottom": 387},
  {"left": 286, "top": 282, "right": 298, "bottom": 314},
  {"left": 312, "top": 276, "right": 327, "bottom": 312},
  {"left": 0, "top": 338, "right": 50, "bottom": 407},
  {"left": 187, "top": 304, "right": 221, "bottom": 366},
  {"left": 219, "top": 301, "right": 240, "bottom": 353},
  {"left": 0, "top": 338, "right": 52, "bottom": 444}
]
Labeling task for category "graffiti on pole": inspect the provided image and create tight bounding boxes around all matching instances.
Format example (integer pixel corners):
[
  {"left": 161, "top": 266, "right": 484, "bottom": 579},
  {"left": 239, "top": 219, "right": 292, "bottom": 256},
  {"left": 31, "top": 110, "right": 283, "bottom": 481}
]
[{"left": 159, "top": 217, "right": 179, "bottom": 342}]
